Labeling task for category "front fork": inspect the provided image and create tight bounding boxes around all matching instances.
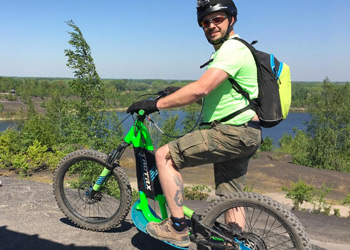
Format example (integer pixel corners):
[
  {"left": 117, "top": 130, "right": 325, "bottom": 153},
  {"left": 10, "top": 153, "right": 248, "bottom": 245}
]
[{"left": 88, "top": 142, "right": 130, "bottom": 198}]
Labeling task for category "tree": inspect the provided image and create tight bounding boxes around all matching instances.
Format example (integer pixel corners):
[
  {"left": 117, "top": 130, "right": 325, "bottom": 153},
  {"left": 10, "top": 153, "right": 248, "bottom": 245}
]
[
  {"left": 280, "top": 79, "right": 350, "bottom": 173},
  {"left": 181, "top": 104, "right": 201, "bottom": 133},
  {"left": 64, "top": 20, "right": 123, "bottom": 150},
  {"left": 158, "top": 113, "right": 180, "bottom": 147}
]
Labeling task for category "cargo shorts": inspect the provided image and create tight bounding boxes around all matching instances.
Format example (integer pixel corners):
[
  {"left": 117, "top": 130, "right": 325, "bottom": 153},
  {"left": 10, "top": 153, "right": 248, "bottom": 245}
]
[{"left": 168, "top": 122, "right": 261, "bottom": 196}]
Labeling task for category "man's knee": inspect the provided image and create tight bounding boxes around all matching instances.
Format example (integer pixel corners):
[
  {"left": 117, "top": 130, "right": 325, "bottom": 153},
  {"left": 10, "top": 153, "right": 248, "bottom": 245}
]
[
  {"left": 155, "top": 144, "right": 168, "bottom": 162},
  {"left": 155, "top": 144, "right": 178, "bottom": 171}
]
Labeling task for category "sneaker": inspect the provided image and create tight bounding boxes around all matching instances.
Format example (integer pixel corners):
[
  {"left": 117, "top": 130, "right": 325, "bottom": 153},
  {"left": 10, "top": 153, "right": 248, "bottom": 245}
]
[{"left": 146, "top": 218, "right": 190, "bottom": 247}]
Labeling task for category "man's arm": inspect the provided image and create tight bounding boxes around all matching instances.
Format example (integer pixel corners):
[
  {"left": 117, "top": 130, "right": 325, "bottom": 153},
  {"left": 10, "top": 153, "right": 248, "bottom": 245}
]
[{"left": 157, "top": 68, "right": 228, "bottom": 110}]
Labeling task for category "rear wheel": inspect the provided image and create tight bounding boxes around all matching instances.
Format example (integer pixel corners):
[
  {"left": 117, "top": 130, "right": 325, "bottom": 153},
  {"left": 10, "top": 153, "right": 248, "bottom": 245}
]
[
  {"left": 53, "top": 149, "right": 132, "bottom": 231},
  {"left": 198, "top": 192, "right": 311, "bottom": 250}
]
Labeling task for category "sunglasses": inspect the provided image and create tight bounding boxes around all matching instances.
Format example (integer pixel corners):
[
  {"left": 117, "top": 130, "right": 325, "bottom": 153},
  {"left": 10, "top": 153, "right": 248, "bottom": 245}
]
[{"left": 200, "top": 15, "right": 227, "bottom": 28}]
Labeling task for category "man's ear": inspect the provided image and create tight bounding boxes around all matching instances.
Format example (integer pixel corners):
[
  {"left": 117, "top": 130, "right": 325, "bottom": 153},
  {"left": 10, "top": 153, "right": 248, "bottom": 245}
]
[{"left": 230, "top": 16, "right": 235, "bottom": 26}]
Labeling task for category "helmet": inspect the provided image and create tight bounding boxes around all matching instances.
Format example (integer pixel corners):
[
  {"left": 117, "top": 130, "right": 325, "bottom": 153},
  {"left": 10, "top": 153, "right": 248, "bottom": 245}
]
[{"left": 197, "top": 0, "right": 238, "bottom": 27}]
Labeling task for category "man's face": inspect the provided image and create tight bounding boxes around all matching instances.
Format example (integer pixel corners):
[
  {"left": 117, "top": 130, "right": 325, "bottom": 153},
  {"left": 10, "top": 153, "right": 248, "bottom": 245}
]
[{"left": 201, "top": 11, "right": 230, "bottom": 44}]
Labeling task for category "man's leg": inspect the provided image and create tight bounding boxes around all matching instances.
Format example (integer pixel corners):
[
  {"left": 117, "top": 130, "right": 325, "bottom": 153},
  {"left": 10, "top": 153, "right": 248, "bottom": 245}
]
[
  {"left": 145, "top": 128, "right": 215, "bottom": 247},
  {"left": 225, "top": 207, "right": 246, "bottom": 231},
  {"left": 214, "top": 158, "right": 250, "bottom": 231},
  {"left": 145, "top": 144, "right": 190, "bottom": 248},
  {"left": 155, "top": 144, "right": 185, "bottom": 218}
]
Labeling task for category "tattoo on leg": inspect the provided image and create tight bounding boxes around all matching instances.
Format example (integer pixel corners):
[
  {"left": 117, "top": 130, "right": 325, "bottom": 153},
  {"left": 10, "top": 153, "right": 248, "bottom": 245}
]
[{"left": 173, "top": 175, "right": 184, "bottom": 207}]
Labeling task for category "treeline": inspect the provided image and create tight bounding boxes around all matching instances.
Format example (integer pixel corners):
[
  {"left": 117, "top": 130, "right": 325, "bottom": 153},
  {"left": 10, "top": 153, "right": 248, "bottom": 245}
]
[
  {"left": 3, "top": 76, "right": 347, "bottom": 110},
  {"left": 0, "top": 77, "right": 190, "bottom": 108}
]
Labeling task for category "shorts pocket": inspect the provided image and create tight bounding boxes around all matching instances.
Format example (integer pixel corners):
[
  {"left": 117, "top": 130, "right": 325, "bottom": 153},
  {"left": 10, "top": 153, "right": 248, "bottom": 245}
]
[
  {"left": 216, "top": 124, "right": 260, "bottom": 148},
  {"left": 239, "top": 128, "right": 261, "bottom": 147},
  {"left": 178, "top": 130, "right": 211, "bottom": 161}
]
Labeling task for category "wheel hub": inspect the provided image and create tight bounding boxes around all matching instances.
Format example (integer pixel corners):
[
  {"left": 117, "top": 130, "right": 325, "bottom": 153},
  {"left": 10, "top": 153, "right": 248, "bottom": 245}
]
[{"left": 238, "top": 232, "right": 267, "bottom": 250}]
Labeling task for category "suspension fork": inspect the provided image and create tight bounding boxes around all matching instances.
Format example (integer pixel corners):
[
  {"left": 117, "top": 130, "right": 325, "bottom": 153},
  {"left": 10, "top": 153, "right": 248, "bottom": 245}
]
[{"left": 88, "top": 142, "right": 130, "bottom": 198}]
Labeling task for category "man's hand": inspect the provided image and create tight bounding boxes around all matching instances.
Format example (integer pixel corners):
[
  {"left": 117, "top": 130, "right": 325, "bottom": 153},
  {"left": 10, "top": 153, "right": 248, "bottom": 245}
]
[{"left": 126, "top": 100, "right": 159, "bottom": 115}]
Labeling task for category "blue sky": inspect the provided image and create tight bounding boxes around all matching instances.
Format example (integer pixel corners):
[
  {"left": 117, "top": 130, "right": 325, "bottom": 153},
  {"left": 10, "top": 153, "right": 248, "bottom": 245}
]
[{"left": 1, "top": 0, "right": 349, "bottom": 82}]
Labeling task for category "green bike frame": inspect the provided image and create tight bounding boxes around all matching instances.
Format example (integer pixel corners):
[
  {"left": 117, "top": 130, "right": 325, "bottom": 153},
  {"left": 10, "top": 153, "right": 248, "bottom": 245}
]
[{"left": 91, "top": 113, "right": 194, "bottom": 223}]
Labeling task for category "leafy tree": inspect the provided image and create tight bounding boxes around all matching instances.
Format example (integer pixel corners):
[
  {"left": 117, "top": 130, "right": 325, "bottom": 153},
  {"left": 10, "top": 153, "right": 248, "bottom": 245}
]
[
  {"left": 306, "top": 79, "right": 350, "bottom": 172},
  {"left": 280, "top": 79, "right": 350, "bottom": 173},
  {"left": 64, "top": 20, "right": 123, "bottom": 150},
  {"left": 158, "top": 113, "right": 180, "bottom": 147},
  {"left": 181, "top": 104, "right": 201, "bottom": 133}
]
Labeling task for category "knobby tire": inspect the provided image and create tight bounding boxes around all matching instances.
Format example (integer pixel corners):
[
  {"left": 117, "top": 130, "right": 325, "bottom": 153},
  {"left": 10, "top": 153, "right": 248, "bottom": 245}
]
[
  {"left": 198, "top": 192, "right": 311, "bottom": 250},
  {"left": 53, "top": 149, "right": 132, "bottom": 231}
]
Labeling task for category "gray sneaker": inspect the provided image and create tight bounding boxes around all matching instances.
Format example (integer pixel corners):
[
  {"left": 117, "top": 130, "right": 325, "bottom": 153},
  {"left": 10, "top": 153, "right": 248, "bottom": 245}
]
[{"left": 146, "top": 218, "right": 190, "bottom": 247}]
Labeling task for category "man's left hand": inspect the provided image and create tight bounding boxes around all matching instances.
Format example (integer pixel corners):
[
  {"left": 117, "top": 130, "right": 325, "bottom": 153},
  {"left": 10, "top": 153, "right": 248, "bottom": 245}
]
[{"left": 126, "top": 100, "right": 159, "bottom": 115}]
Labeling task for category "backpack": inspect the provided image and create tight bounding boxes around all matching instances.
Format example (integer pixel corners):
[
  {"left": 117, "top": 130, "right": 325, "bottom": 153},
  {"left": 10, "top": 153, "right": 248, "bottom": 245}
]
[{"left": 221, "top": 37, "right": 292, "bottom": 128}]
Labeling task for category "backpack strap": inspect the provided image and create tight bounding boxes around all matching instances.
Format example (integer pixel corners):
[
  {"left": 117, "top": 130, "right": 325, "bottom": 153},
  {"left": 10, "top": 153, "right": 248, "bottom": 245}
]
[
  {"left": 215, "top": 38, "right": 259, "bottom": 124},
  {"left": 201, "top": 37, "right": 258, "bottom": 125},
  {"left": 219, "top": 78, "right": 256, "bottom": 123}
]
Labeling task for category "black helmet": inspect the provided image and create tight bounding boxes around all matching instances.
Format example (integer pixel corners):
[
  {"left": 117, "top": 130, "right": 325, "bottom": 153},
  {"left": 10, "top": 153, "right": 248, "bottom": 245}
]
[{"left": 197, "top": 0, "right": 238, "bottom": 27}]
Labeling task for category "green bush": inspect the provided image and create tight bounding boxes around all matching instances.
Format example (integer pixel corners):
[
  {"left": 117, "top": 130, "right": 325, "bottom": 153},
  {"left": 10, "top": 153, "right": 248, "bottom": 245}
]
[
  {"left": 283, "top": 178, "right": 335, "bottom": 214},
  {"left": 311, "top": 182, "right": 332, "bottom": 214},
  {"left": 184, "top": 185, "right": 211, "bottom": 201},
  {"left": 11, "top": 153, "right": 30, "bottom": 175},
  {"left": 333, "top": 208, "right": 341, "bottom": 217},
  {"left": 282, "top": 177, "right": 316, "bottom": 210},
  {"left": 342, "top": 194, "right": 350, "bottom": 206},
  {"left": 279, "top": 129, "right": 312, "bottom": 166},
  {"left": 0, "top": 129, "right": 24, "bottom": 167},
  {"left": 260, "top": 136, "right": 273, "bottom": 151}
]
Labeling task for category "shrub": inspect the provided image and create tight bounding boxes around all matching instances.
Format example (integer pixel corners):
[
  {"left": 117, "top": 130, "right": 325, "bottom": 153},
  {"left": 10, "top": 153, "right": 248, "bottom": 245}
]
[
  {"left": 311, "top": 182, "right": 332, "bottom": 214},
  {"left": 184, "top": 185, "right": 211, "bottom": 201},
  {"left": 342, "top": 194, "right": 350, "bottom": 206},
  {"left": 282, "top": 177, "right": 316, "bottom": 210},
  {"left": 333, "top": 208, "right": 341, "bottom": 217},
  {"left": 260, "top": 136, "right": 273, "bottom": 152}
]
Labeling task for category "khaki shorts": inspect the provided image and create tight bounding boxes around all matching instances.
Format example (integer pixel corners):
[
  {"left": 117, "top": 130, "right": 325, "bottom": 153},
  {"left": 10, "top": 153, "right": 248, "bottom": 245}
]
[{"left": 168, "top": 122, "right": 261, "bottom": 195}]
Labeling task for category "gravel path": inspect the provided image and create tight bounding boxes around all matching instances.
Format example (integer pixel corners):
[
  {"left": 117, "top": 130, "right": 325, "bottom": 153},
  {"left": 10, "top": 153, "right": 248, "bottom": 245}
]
[{"left": 0, "top": 176, "right": 349, "bottom": 250}]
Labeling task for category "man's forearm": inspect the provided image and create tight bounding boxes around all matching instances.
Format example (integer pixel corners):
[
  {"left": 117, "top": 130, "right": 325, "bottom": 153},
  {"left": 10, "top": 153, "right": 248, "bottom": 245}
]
[{"left": 157, "top": 82, "right": 205, "bottom": 109}]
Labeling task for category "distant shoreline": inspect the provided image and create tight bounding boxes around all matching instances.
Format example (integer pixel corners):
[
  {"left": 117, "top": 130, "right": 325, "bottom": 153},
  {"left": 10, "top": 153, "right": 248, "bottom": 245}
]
[{"left": 0, "top": 107, "right": 307, "bottom": 122}]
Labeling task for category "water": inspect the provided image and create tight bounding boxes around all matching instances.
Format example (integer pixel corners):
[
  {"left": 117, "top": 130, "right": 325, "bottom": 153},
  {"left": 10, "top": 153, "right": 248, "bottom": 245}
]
[
  {"left": 261, "top": 112, "right": 310, "bottom": 147},
  {"left": 0, "top": 112, "right": 309, "bottom": 148},
  {"left": 115, "top": 111, "right": 310, "bottom": 147},
  {"left": 0, "top": 120, "right": 19, "bottom": 131}
]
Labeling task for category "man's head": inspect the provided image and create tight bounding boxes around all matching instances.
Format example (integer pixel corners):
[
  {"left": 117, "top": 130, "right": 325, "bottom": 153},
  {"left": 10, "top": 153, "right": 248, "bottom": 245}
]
[{"left": 197, "top": 0, "right": 237, "bottom": 46}]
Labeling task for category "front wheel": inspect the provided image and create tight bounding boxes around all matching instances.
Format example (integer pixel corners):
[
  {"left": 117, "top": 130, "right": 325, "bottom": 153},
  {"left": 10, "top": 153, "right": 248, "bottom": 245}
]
[
  {"left": 53, "top": 149, "right": 133, "bottom": 231},
  {"left": 198, "top": 192, "right": 311, "bottom": 250}
]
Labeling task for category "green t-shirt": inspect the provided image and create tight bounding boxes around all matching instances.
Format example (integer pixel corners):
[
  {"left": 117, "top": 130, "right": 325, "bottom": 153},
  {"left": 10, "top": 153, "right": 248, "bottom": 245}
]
[{"left": 204, "top": 35, "right": 258, "bottom": 125}]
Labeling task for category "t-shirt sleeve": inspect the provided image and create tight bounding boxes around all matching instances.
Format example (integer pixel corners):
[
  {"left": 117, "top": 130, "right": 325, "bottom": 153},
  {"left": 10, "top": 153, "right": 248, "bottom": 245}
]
[{"left": 207, "top": 40, "right": 246, "bottom": 78}]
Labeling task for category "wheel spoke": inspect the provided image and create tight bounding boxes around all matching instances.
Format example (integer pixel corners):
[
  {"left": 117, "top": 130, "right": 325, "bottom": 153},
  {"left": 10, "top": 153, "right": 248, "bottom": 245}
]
[{"left": 200, "top": 193, "right": 310, "bottom": 249}]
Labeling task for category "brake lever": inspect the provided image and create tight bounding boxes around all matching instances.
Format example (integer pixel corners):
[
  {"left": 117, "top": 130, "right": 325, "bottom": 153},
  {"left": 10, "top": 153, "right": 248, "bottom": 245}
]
[{"left": 155, "top": 90, "right": 168, "bottom": 100}]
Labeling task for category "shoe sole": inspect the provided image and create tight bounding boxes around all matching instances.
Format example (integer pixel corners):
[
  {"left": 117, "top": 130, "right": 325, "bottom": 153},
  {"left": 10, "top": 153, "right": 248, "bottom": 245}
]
[{"left": 147, "top": 229, "right": 190, "bottom": 248}]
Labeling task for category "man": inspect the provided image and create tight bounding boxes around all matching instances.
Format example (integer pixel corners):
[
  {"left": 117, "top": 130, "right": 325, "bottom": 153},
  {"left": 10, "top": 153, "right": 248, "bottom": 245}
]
[{"left": 127, "top": 0, "right": 261, "bottom": 247}]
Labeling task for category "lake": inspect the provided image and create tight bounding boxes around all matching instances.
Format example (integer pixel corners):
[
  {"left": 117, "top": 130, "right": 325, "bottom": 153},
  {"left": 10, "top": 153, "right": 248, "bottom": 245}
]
[
  {"left": 0, "top": 112, "right": 309, "bottom": 148},
  {"left": 115, "top": 111, "right": 310, "bottom": 147}
]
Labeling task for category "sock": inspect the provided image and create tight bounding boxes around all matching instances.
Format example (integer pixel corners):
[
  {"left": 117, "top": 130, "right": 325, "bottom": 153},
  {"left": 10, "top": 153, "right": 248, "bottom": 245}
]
[{"left": 170, "top": 216, "right": 187, "bottom": 232}]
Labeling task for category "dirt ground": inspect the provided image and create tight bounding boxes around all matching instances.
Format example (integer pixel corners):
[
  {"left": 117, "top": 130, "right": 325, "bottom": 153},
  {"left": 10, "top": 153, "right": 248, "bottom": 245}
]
[
  {"left": 116, "top": 149, "right": 350, "bottom": 216},
  {"left": 2, "top": 149, "right": 348, "bottom": 217},
  {"left": 1, "top": 150, "right": 350, "bottom": 250}
]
